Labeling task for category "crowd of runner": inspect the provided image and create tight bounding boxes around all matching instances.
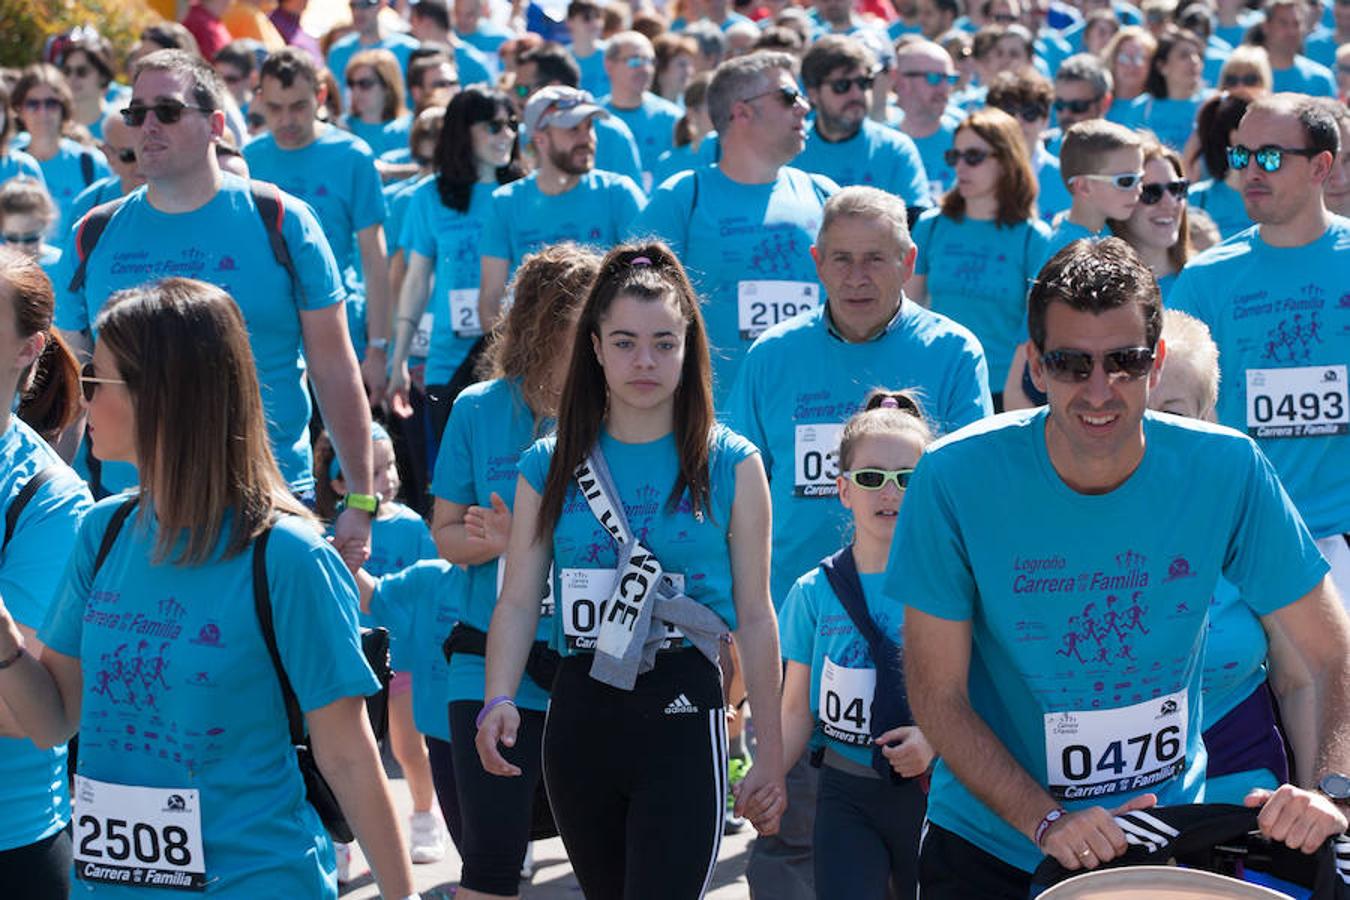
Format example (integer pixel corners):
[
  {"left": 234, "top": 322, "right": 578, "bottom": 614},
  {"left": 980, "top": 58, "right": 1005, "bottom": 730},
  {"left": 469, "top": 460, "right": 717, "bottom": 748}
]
[{"left": 0, "top": 0, "right": 1348, "bottom": 896}]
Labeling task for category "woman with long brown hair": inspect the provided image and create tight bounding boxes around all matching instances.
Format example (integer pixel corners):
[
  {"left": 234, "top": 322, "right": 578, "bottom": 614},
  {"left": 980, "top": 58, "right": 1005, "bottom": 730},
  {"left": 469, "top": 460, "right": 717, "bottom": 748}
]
[
  {"left": 0, "top": 277, "right": 417, "bottom": 899},
  {"left": 478, "top": 241, "right": 786, "bottom": 900},
  {"left": 1109, "top": 140, "right": 1193, "bottom": 301}
]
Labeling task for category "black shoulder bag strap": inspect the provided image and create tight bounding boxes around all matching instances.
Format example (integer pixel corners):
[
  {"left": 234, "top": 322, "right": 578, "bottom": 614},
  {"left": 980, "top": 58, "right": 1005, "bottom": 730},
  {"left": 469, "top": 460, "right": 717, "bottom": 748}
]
[
  {"left": 248, "top": 180, "right": 303, "bottom": 303},
  {"left": 68, "top": 195, "right": 132, "bottom": 293},
  {"left": 3, "top": 467, "right": 57, "bottom": 554},
  {"left": 90, "top": 497, "right": 140, "bottom": 578},
  {"left": 820, "top": 546, "right": 916, "bottom": 784},
  {"left": 250, "top": 527, "right": 305, "bottom": 746}
]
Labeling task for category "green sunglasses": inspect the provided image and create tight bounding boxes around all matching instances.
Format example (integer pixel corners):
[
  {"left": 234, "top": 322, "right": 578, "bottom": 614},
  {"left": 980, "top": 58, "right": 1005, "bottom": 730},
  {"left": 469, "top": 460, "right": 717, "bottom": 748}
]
[{"left": 843, "top": 468, "right": 915, "bottom": 491}]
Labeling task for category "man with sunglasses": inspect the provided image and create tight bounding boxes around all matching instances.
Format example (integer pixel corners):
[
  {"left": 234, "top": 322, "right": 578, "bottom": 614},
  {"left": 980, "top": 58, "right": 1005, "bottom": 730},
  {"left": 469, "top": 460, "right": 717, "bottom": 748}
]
[
  {"left": 629, "top": 51, "right": 837, "bottom": 410},
  {"left": 890, "top": 39, "right": 964, "bottom": 199},
  {"left": 726, "top": 186, "right": 991, "bottom": 898},
  {"left": 600, "top": 31, "right": 683, "bottom": 192},
  {"left": 1042, "top": 53, "right": 1114, "bottom": 157},
  {"left": 54, "top": 49, "right": 378, "bottom": 569},
  {"left": 898, "top": 236, "right": 1350, "bottom": 899},
  {"left": 1171, "top": 95, "right": 1350, "bottom": 604},
  {"left": 69, "top": 114, "right": 144, "bottom": 224},
  {"left": 795, "top": 36, "right": 932, "bottom": 215}
]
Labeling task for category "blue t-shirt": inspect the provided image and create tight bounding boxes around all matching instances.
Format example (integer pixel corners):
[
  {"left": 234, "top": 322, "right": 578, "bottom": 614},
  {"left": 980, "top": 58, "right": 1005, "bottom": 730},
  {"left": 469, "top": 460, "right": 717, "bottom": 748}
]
[
  {"left": 480, "top": 169, "right": 645, "bottom": 270},
  {"left": 1035, "top": 147, "right": 1073, "bottom": 219},
  {"left": 518, "top": 424, "right": 757, "bottom": 655},
  {"left": 793, "top": 118, "right": 931, "bottom": 209},
  {"left": 781, "top": 567, "right": 900, "bottom": 766},
  {"left": 1303, "top": 26, "right": 1340, "bottom": 68},
  {"left": 341, "top": 112, "right": 413, "bottom": 159},
  {"left": 33, "top": 138, "right": 110, "bottom": 236},
  {"left": 362, "top": 503, "right": 437, "bottom": 650},
  {"left": 913, "top": 210, "right": 1052, "bottom": 386},
  {"left": 904, "top": 115, "right": 961, "bottom": 201},
  {"left": 602, "top": 92, "right": 683, "bottom": 189},
  {"left": 1188, "top": 178, "right": 1252, "bottom": 239},
  {"left": 402, "top": 179, "right": 497, "bottom": 383},
  {"left": 383, "top": 172, "right": 429, "bottom": 255},
  {"left": 0, "top": 417, "right": 91, "bottom": 851},
  {"left": 457, "top": 20, "right": 514, "bottom": 57},
  {"left": 1270, "top": 56, "right": 1337, "bottom": 97},
  {"left": 431, "top": 378, "right": 553, "bottom": 711},
  {"left": 1169, "top": 217, "right": 1350, "bottom": 539},
  {"left": 724, "top": 302, "right": 991, "bottom": 607},
  {"left": 593, "top": 114, "right": 645, "bottom": 185},
  {"left": 0, "top": 149, "right": 43, "bottom": 188},
  {"left": 54, "top": 174, "right": 347, "bottom": 494},
  {"left": 652, "top": 142, "right": 702, "bottom": 186},
  {"left": 886, "top": 408, "right": 1327, "bottom": 872},
  {"left": 69, "top": 176, "right": 125, "bottom": 225},
  {"left": 1215, "top": 11, "right": 1263, "bottom": 49},
  {"left": 574, "top": 42, "right": 611, "bottom": 98},
  {"left": 40, "top": 507, "right": 379, "bottom": 897},
  {"left": 628, "top": 164, "right": 837, "bottom": 407},
  {"left": 1038, "top": 218, "right": 1105, "bottom": 272},
  {"left": 371, "top": 559, "right": 462, "bottom": 741},
  {"left": 1133, "top": 93, "right": 1208, "bottom": 151},
  {"left": 453, "top": 41, "right": 495, "bottom": 89}
]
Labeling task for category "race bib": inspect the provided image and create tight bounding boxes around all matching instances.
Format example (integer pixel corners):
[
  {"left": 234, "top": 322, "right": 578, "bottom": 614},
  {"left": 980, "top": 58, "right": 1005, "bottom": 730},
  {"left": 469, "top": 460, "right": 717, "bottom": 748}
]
[
  {"left": 819, "top": 655, "right": 875, "bottom": 746},
  {"left": 1246, "top": 365, "right": 1348, "bottom": 438},
  {"left": 793, "top": 423, "right": 844, "bottom": 497},
  {"left": 559, "top": 568, "right": 683, "bottom": 653},
  {"left": 450, "top": 288, "right": 482, "bottom": 338},
  {"left": 409, "top": 312, "right": 434, "bottom": 359},
  {"left": 74, "top": 777, "right": 206, "bottom": 891},
  {"left": 737, "top": 281, "right": 818, "bottom": 340},
  {"left": 1043, "top": 691, "right": 1187, "bottom": 801},
  {"left": 497, "top": 556, "right": 555, "bottom": 618}
]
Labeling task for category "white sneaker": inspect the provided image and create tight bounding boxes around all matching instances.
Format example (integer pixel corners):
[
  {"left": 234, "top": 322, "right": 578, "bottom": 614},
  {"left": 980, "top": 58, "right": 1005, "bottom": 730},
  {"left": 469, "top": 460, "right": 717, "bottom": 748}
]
[
  {"left": 409, "top": 811, "right": 447, "bottom": 864},
  {"left": 334, "top": 841, "right": 354, "bottom": 884},
  {"left": 520, "top": 841, "right": 536, "bottom": 880}
]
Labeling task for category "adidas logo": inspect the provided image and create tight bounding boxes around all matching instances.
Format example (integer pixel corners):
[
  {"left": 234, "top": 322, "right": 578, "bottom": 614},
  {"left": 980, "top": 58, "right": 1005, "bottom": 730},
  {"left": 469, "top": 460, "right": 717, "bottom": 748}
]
[{"left": 664, "top": 694, "right": 698, "bottom": 715}]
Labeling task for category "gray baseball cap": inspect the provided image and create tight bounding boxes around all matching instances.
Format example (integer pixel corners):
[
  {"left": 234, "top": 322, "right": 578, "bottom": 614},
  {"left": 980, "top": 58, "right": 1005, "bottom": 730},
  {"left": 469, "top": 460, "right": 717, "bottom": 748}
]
[{"left": 523, "top": 85, "right": 608, "bottom": 134}]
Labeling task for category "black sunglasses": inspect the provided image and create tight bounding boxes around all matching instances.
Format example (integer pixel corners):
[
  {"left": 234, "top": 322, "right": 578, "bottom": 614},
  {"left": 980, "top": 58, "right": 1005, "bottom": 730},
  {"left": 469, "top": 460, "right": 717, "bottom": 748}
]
[
  {"left": 1053, "top": 97, "right": 1096, "bottom": 114},
  {"left": 484, "top": 117, "right": 517, "bottom": 134},
  {"left": 347, "top": 76, "right": 380, "bottom": 91},
  {"left": 993, "top": 100, "right": 1049, "bottom": 122},
  {"left": 63, "top": 64, "right": 92, "bottom": 79},
  {"left": 742, "top": 85, "right": 806, "bottom": 108},
  {"left": 2, "top": 230, "right": 42, "bottom": 245},
  {"left": 120, "top": 99, "right": 213, "bottom": 127},
  {"left": 1138, "top": 179, "right": 1188, "bottom": 204},
  {"left": 105, "top": 146, "right": 136, "bottom": 164},
  {"left": 1222, "top": 72, "right": 1262, "bottom": 88},
  {"left": 943, "top": 147, "right": 990, "bottom": 166},
  {"left": 23, "top": 98, "right": 63, "bottom": 112},
  {"left": 79, "top": 362, "right": 126, "bottom": 402},
  {"left": 826, "top": 74, "right": 875, "bottom": 95},
  {"left": 1040, "top": 347, "right": 1155, "bottom": 383}
]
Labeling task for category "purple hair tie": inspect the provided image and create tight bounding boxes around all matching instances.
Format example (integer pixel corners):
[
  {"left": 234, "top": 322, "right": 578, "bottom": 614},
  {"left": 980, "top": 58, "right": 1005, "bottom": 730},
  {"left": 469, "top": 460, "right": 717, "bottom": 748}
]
[
  {"left": 879, "top": 396, "right": 900, "bottom": 409},
  {"left": 630, "top": 255, "right": 652, "bottom": 266}
]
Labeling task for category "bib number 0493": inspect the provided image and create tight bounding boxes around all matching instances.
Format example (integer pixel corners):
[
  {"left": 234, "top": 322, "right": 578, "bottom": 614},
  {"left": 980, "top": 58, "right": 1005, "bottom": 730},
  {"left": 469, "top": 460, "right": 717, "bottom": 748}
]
[{"left": 1246, "top": 365, "right": 1349, "bottom": 438}]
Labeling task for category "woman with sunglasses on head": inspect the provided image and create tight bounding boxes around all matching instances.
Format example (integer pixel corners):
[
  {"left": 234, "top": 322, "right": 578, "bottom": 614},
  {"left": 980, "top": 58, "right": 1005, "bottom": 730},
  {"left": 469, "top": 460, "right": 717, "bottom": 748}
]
[
  {"left": 779, "top": 390, "right": 934, "bottom": 900},
  {"left": 342, "top": 49, "right": 415, "bottom": 160},
  {"left": 429, "top": 243, "right": 600, "bottom": 900},
  {"left": 388, "top": 87, "right": 523, "bottom": 455},
  {"left": 0, "top": 276, "right": 419, "bottom": 899},
  {"left": 1132, "top": 27, "right": 1211, "bottom": 151},
  {"left": 10, "top": 65, "right": 111, "bottom": 236},
  {"left": 0, "top": 247, "right": 89, "bottom": 900},
  {"left": 0, "top": 179, "right": 63, "bottom": 283},
  {"left": 1108, "top": 141, "right": 1192, "bottom": 301},
  {"left": 478, "top": 242, "right": 787, "bottom": 900},
  {"left": 907, "top": 108, "right": 1050, "bottom": 409}
]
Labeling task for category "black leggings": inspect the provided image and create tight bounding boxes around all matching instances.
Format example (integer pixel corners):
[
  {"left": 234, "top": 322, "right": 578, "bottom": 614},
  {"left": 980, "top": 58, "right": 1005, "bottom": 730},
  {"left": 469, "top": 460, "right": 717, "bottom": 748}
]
[
  {"left": 813, "top": 766, "right": 926, "bottom": 900},
  {"left": 448, "top": 701, "right": 546, "bottom": 896},
  {"left": 544, "top": 649, "right": 726, "bottom": 900},
  {"left": 426, "top": 736, "right": 462, "bottom": 852},
  {"left": 0, "top": 826, "right": 71, "bottom": 900}
]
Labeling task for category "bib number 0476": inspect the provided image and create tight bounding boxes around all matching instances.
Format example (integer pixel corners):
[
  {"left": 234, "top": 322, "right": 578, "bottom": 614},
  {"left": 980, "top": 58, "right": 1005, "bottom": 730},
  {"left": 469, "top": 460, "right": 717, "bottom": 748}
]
[{"left": 1043, "top": 691, "right": 1187, "bottom": 801}]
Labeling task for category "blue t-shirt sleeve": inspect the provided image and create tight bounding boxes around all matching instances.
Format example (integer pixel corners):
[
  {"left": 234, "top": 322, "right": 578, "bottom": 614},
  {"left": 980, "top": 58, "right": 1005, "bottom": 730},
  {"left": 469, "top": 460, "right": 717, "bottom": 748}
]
[
  {"left": 370, "top": 574, "right": 416, "bottom": 648},
  {"left": 895, "top": 134, "right": 931, "bottom": 207},
  {"left": 913, "top": 212, "right": 938, "bottom": 277},
  {"left": 405, "top": 186, "right": 436, "bottom": 259},
  {"left": 267, "top": 520, "right": 380, "bottom": 712},
  {"left": 0, "top": 473, "right": 91, "bottom": 630},
  {"left": 779, "top": 577, "right": 818, "bottom": 665},
  {"left": 722, "top": 350, "right": 771, "bottom": 465},
  {"left": 625, "top": 174, "right": 691, "bottom": 255},
  {"left": 1024, "top": 220, "right": 1052, "bottom": 282},
  {"left": 280, "top": 194, "right": 347, "bottom": 312},
  {"left": 885, "top": 452, "right": 978, "bottom": 620},
  {"left": 348, "top": 143, "right": 387, "bottom": 232},
  {"left": 612, "top": 174, "right": 647, "bottom": 231},
  {"left": 430, "top": 393, "right": 480, "bottom": 504},
  {"left": 1222, "top": 440, "right": 1328, "bottom": 616},
  {"left": 479, "top": 187, "right": 511, "bottom": 261},
  {"left": 518, "top": 438, "right": 554, "bottom": 495},
  {"left": 1167, "top": 266, "right": 1206, "bottom": 320},
  {"left": 39, "top": 499, "right": 122, "bottom": 656}
]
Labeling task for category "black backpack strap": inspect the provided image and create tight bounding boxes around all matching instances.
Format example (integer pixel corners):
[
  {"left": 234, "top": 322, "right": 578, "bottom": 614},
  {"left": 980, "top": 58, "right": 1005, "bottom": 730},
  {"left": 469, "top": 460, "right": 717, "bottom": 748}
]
[
  {"left": 79, "top": 150, "right": 96, "bottom": 187},
  {"left": 820, "top": 546, "right": 887, "bottom": 653},
  {"left": 251, "top": 525, "right": 306, "bottom": 745},
  {"left": 248, "top": 180, "right": 304, "bottom": 305},
  {"left": 68, "top": 196, "right": 131, "bottom": 293},
  {"left": 3, "top": 467, "right": 57, "bottom": 554},
  {"left": 91, "top": 496, "right": 139, "bottom": 579}
]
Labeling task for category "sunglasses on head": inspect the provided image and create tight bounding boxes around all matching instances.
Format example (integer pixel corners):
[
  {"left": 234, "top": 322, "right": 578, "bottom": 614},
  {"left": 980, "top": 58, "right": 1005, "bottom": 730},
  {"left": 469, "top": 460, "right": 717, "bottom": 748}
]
[
  {"left": 120, "top": 99, "right": 213, "bottom": 127},
  {"left": 347, "top": 76, "right": 380, "bottom": 90},
  {"left": 1138, "top": 178, "right": 1188, "bottom": 204},
  {"left": 1052, "top": 97, "right": 1096, "bottom": 114},
  {"left": 844, "top": 468, "right": 915, "bottom": 491},
  {"left": 484, "top": 117, "right": 517, "bottom": 134},
  {"left": 742, "top": 85, "right": 806, "bottom": 108},
  {"left": 79, "top": 363, "right": 126, "bottom": 402},
  {"left": 1040, "top": 346, "right": 1155, "bottom": 383},
  {"left": 1076, "top": 171, "right": 1144, "bottom": 190},
  {"left": 1222, "top": 72, "right": 1262, "bottom": 88},
  {"left": 22, "top": 98, "right": 63, "bottom": 112},
  {"left": 826, "top": 74, "right": 875, "bottom": 94},
  {"left": 1227, "top": 144, "right": 1321, "bottom": 173},
  {"left": 2, "top": 230, "right": 42, "bottom": 245},
  {"left": 994, "top": 100, "right": 1049, "bottom": 122},
  {"left": 944, "top": 147, "right": 990, "bottom": 166},
  {"left": 899, "top": 70, "right": 959, "bottom": 86},
  {"left": 63, "top": 64, "right": 92, "bottom": 79}
]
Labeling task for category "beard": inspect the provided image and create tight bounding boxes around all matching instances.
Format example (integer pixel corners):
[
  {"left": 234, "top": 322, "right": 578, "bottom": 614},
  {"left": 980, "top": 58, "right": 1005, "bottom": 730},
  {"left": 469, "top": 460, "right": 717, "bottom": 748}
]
[
  {"left": 549, "top": 142, "right": 594, "bottom": 176},
  {"left": 817, "top": 103, "right": 866, "bottom": 139}
]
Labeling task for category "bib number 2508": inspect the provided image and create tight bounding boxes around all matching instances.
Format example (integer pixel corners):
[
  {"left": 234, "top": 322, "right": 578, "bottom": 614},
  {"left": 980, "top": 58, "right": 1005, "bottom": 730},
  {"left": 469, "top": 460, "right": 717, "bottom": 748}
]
[{"left": 74, "top": 777, "right": 206, "bottom": 891}]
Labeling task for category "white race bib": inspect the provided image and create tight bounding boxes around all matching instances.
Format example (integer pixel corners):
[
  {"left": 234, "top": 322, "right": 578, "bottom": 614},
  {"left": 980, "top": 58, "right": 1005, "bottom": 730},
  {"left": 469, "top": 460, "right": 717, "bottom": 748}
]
[
  {"left": 497, "top": 556, "right": 555, "bottom": 618},
  {"left": 737, "top": 280, "right": 818, "bottom": 340},
  {"left": 793, "top": 423, "right": 844, "bottom": 497},
  {"left": 409, "top": 312, "right": 434, "bottom": 359},
  {"left": 1043, "top": 691, "right": 1187, "bottom": 801},
  {"left": 74, "top": 777, "right": 206, "bottom": 891},
  {"left": 1246, "top": 365, "right": 1348, "bottom": 438},
  {"left": 819, "top": 655, "right": 875, "bottom": 746},
  {"left": 450, "top": 288, "right": 482, "bottom": 338},
  {"left": 559, "top": 568, "right": 683, "bottom": 653}
]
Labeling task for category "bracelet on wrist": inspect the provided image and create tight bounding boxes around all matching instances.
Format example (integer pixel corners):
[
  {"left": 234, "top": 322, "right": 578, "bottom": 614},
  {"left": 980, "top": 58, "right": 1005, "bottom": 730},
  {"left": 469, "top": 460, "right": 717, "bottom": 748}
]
[
  {"left": 1034, "top": 807, "right": 1066, "bottom": 848},
  {"left": 0, "top": 644, "right": 25, "bottom": 670},
  {"left": 476, "top": 695, "right": 516, "bottom": 729}
]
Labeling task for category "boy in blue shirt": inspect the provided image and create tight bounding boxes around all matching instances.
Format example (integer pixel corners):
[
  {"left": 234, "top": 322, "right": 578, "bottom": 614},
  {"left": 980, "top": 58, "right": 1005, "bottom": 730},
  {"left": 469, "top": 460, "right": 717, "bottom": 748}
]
[{"left": 1039, "top": 118, "right": 1143, "bottom": 270}]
